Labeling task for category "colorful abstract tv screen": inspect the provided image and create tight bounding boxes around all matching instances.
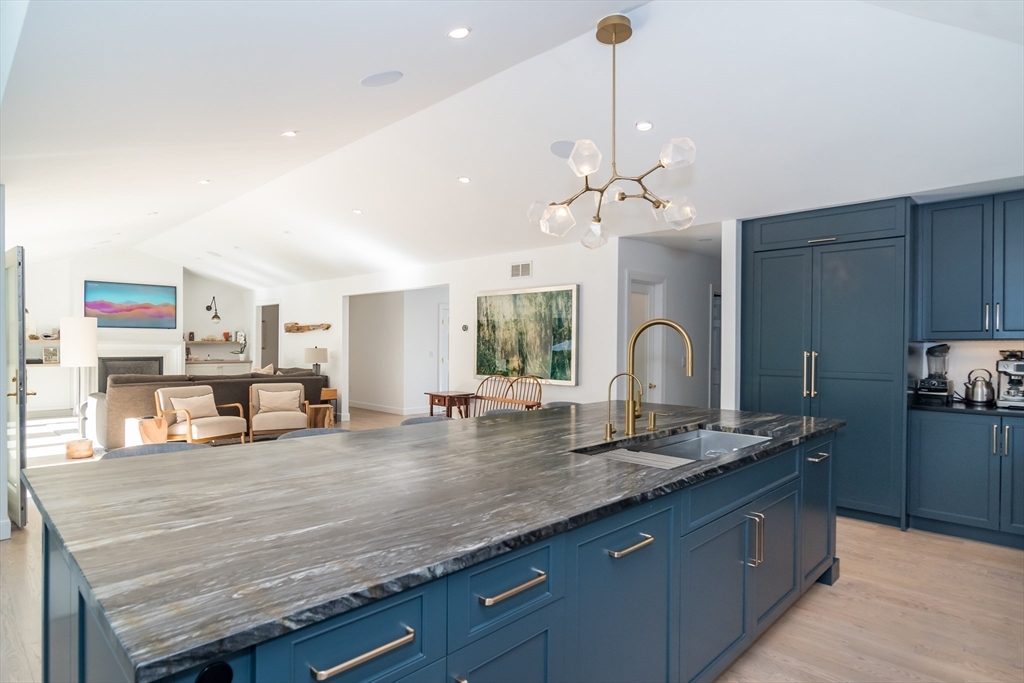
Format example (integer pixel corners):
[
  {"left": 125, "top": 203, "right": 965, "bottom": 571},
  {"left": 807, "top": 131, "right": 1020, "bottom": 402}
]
[{"left": 84, "top": 280, "right": 177, "bottom": 329}]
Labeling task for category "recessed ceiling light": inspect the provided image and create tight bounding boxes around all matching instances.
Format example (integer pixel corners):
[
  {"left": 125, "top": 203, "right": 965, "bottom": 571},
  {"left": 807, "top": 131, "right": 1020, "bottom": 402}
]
[
  {"left": 635, "top": 120, "right": 653, "bottom": 132},
  {"left": 549, "top": 140, "right": 574, "bottom": 159},
  {"left": 207, "top": 251, "right": 222, "bottom": 258},
  {"left": 360, "top": 71, "right": 403, "bottom": 88},
  {"left": 458, "top": 176, "right": 471, "bottom": 184},
  {"left": 198, "top": 180, "right": 210, "bottom": 185},
  {"left": 147, "top": 211, "right": 158, "bottom": 216},
  {"left": 447, "top": 27, "right": 471, "bottom": 39},
  {"left": 281, "top": 131, "right": 298, "bottom": 137},
  {"left": 352, "top": 209, "right": 363, "bottom": 215}
]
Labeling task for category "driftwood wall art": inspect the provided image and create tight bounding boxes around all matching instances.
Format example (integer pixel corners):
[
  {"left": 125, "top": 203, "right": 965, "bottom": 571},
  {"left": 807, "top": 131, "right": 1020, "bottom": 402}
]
[{"left": 283, "top": 322, "right": 332, "bottom": 333}]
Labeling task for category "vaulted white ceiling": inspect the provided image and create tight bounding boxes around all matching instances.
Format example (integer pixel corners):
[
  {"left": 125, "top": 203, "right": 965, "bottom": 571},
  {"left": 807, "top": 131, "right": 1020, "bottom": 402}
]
[{"left": 2, "top": 0, "right": 1022, "bottom": 289}]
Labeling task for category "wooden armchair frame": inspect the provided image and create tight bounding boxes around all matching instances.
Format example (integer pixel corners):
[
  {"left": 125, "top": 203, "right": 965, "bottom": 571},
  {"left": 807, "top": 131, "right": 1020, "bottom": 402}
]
[{"left": 154, "top": 395, "right": 246, "bottom": 444}]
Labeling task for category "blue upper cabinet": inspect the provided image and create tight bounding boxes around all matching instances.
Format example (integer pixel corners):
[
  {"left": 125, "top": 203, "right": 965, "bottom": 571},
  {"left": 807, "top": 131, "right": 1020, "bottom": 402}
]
[
  {"left": 917, "top": 196, "right": 993, "bottom": 340},
  {"left": 744, "top": 198, "right": 907, "bottom": 251},
  {"left": 915, "top": 192, "right": 1024, "bottom": 341},
  {"left": 994, "top": 191, "right": 1024, "bottom": 339}
]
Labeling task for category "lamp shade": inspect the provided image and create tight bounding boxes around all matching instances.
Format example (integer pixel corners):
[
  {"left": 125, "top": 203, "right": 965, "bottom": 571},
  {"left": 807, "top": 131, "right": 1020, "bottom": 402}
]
[
  {"left": 60, "top": 317, "right": 98, "bottom": 368},
  {"left": 304, "top": 347, "right": 328, "bottom": 364}
]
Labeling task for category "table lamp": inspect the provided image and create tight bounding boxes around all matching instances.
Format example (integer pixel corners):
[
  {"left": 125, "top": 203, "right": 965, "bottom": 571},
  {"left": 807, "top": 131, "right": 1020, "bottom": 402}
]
[
  {"left": 60, "top": 317, "right": 98, "bottom": 437},
  {"left": 305, "top": 346, "right": 328, "bottom": 376}
]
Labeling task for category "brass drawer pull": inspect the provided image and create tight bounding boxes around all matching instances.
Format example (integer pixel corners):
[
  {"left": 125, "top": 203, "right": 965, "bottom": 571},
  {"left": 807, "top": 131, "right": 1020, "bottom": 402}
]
[
  {"left": 478, "top": 569, "right": 547, "bottom": 606},
  {"left": 608, "top": 533, "right": 654, "bottom": 559},
  {"left": 807, "top": 237, "right": 837, "bottom": 243},
  {"left": 807, "top": 451, "right": 830, "bottom": 463},
  {"left": 310, "top": 626, "right": 415, "bottom": 680}
]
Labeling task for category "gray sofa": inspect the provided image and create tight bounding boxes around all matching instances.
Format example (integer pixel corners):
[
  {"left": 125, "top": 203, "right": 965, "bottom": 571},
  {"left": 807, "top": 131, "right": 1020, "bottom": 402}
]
[{"left": 90, "top": 370, "right": 328, "bottom": 449}]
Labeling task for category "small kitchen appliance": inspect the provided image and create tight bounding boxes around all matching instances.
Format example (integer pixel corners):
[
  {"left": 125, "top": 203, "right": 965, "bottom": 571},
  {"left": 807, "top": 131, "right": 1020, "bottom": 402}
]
[
  {"left": 916, "top": 344, "right": 952, "bottom": 403},
  {"left": 963, "top": 368, "right": 996, "bottom": 406},
  {"left": 996, "top": 350, "right": 1024, "bottom": 410}
]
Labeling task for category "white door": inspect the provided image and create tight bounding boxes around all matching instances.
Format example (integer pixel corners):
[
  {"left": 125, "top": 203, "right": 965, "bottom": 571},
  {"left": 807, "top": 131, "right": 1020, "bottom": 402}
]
[
  {"left": 5, "top": 246, "right": 27, "bottom": 528},
  {"left": 438, "top": 305, "right": 449, "bottom": 391},
  {"left": 628, "top": 281, "right": 664, "bottom": 404}
]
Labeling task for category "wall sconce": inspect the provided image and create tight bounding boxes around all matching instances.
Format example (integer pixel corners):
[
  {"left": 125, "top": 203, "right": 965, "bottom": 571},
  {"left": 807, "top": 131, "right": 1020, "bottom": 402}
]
[{"left": 206, "top": 297, "right": 220, "bottom": 323}]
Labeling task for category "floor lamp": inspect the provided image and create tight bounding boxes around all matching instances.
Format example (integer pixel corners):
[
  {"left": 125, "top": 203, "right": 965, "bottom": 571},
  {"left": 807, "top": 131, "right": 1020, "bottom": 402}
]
[{"left": 60, "top": 317, "right": 98, "bottom": 438}]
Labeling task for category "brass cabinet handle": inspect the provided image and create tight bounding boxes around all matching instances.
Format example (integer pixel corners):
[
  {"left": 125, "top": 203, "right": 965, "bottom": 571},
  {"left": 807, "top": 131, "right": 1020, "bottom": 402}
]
[
  {"left": 807, "top": 237, "right": 837, "bottom": 243},
  {"left": 1006, "top": 425, "right": 1011, "bottom": 457},
  {"left": 478, "top": 569, "right": 547, "bottom": 606},
  {"left": 310, "top": 626, "right": 415, "bottom": 680},
  {"left": 807, "top": 451, "right": 830, "bottom": 463},
  {"left": 608, "top": 533, "right": 654, "bottom": 559},
  {"left": 996, "top": 303, "right": 1001, "bottom": 331},
  {"left": 754, "top": 512, "right": 764, "bottom": 565},
  {"left": 993, "top": 424, "right": 999, "bottom": 455},
  {"left": 802, "top": 351, "right": 810, "bottom": 397},
  {"left": 810, "top": 352, "right": 818, "bottom": 398},
  {"left": 985, "top": 303, "right": 991, "bottom": 332}
]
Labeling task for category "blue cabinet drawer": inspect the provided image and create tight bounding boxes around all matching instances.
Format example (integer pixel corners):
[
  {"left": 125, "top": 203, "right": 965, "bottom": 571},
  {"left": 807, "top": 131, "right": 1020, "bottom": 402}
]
[
  {"left": 447, "top": 536, "right": 564, "bottom": 651},
  {"left": 680, "top": 448, "right": 800, "bottom": 534},
  {"left": 746, "top": 198, "right": 908, "bottom": 252},
  {"left": 394, "top": 658, "right": 447, "bottom": 683},
  {"left": 448, "top": 602, "right": 565, "bottom": 683},
  {"left": 254, "top": 581, "right": 446, "bottom": 683}
]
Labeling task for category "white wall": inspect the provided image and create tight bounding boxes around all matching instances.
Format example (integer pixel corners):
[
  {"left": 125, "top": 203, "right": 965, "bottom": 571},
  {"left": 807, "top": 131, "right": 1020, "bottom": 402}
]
[
  {"left": 403, "top": 286, "right": 449, "bottom": 413},
  {"left": 254, "top": 240, "right": 621, "bottom": 420},
  {"left": 349, "top": 291, "right": 405, "bottom": 413},
  {"left": 183, "top": 269, "right": 253, "bottom": 360},
  {"left": 720, "top": 220, "right": 742, "bottom": 410},
  {"left": 1, "top": 184, "right": 9, "bottom": 539},
  {"left": 617, "top": 239, "right": 721, "bottom": 407}
]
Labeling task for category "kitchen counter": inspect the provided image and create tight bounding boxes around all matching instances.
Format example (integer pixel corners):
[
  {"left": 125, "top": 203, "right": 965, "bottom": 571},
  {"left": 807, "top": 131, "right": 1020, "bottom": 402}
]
[
  {"left": 908, "top": 397, "right": 1024, "bottom": 418},
  {"left": 24, "top": 402, "right": 843, "bottom": 682}
]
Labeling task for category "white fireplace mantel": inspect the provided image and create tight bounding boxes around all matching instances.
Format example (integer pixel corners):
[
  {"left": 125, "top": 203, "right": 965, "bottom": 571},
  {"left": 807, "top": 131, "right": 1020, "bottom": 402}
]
[{"left": 90, "top": 341, "right": 184, "bottom": 394}]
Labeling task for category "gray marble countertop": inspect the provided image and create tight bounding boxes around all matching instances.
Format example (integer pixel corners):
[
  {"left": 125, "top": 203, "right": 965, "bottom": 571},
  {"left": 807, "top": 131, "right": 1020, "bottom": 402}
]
[{"left": 23, "top": 402, "right": 843, "bottom": 682}]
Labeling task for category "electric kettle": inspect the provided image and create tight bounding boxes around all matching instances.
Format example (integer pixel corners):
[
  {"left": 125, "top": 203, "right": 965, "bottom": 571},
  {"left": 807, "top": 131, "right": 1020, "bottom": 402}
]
[{"left": 964, "top": 368, "right": 996, "bottom": 406}]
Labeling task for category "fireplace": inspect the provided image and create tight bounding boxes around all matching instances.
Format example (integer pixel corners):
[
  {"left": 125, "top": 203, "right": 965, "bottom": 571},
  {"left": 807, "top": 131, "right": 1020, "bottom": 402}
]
[{"left": 98, "top": 357, "right": 164, "bottom": 393}]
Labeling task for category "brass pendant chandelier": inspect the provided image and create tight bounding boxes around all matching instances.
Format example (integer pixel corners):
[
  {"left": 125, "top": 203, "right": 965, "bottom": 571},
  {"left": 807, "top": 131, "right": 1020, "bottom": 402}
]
[{"left": 528, "top": 15, "right": 697, "bottom": 249}]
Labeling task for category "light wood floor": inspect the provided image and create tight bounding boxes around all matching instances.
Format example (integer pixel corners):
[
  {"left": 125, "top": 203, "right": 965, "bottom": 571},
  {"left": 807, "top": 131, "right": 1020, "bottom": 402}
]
[
  {"left": 340, "top": 407, "right": 429, "bottom": 431},
  {"left": 2, "top": 504, "right": 1021, "bottom": 682}
]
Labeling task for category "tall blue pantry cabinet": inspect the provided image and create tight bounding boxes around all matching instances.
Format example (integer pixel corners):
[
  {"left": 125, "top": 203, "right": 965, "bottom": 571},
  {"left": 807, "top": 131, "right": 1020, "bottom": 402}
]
[{"left": 741, "top": 199, "right": 911, "bottom": 525}]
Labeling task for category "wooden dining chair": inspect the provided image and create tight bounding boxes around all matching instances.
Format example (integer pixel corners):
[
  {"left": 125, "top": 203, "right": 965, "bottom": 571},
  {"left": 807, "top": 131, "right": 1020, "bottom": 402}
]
[
  {"left": 471, "top": 375, "right": 514, "bottom": 416},
  {"left": 509, "top": 375, "right": 543, "bottom": 409}
]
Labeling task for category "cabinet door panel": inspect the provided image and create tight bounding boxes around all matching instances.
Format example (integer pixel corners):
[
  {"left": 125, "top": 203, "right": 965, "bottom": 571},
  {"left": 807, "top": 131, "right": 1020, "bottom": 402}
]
[
  {"left": 1001, "top": 417, "right": 1024, "bottom": 535},
  {"left": 908, "top": 411, "right": 1001, "bottom": 530},
  {"left": 751, "top": 481, "right": 800, "bottom": 633},
  {"left": 679, "top": 509, "right": 751, "bottom": 683},
  {"left": 919, "top": 197, "right": 993, "bottom": 339},
  {"left": 568, "top": 505, "right": 675, "bottom": 683},
  {"left": 447, "top": 603, "right": 564, "bottom": 683},
  {"left": 994, "top": 192, "right": 1024, "bottom": 339},
  {"left": 746, "top": 249, "right": 812, "bottom": 415},
  {"left": 801, "top": 439, "right": 834, "bottom": 588}
]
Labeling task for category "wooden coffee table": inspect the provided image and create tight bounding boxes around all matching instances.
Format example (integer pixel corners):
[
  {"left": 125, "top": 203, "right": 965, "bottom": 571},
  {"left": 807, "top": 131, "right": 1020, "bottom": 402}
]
[{"left": 425, "top": 391, "right": 475, "bottom": 418}]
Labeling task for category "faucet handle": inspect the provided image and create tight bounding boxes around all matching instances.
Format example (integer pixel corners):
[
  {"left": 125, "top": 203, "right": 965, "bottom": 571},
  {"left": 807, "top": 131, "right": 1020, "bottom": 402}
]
[{"left": 647, "top": 412, "right": 669, "bottom": 431}]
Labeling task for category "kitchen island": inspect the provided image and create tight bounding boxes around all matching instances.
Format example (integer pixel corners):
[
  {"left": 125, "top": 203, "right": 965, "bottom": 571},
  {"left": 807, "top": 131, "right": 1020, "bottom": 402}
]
[{"left": 25, "top": 402, "right": 843, "bottom": 683}]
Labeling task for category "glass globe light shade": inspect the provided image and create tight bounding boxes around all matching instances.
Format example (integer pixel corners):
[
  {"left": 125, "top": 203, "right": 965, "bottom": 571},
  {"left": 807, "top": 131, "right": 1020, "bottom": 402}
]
[
  {"left": 527, "top": 201, "right": 546, "bottom": 227},
  {"left": 602, "top": 184, "right": 626, "bottom": 204},
  {"left": 662, "top": 197, "right": 697, "bottom": 230},
  {"left": 581, "top": 220, "right": 608, "bottom": 250},
  {"left": 567, "top": 139, "right": 602, "bottom": 177},
  {"left": 659, "top": 137, "right": 696, "bottom": 169},
  {"left": 540, "top": 203, "right": 576, "bottom": 237}
]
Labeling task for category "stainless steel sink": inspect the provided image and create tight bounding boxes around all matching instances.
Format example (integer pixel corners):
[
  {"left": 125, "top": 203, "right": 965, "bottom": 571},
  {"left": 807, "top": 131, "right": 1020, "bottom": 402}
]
[{"left": 628, "top": 430, "right": 771, "bottom": 462}]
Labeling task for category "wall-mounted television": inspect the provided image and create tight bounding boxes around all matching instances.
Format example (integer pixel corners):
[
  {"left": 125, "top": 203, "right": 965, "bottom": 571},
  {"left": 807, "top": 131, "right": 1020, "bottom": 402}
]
[{"left": 84, "top": 280, "right": 177, "bottom": 329}]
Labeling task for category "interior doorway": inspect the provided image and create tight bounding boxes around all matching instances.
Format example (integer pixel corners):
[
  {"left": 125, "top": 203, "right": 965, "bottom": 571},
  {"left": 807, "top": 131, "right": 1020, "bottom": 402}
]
[
  {"left": 626, "top": 275, "right": 666, "bottom": 405},
  {"left": 260, "top": 304, "right": 279, "bottom": 370},
  {"left": 710, "top": 293, "right": 722, "bottom": 409}
]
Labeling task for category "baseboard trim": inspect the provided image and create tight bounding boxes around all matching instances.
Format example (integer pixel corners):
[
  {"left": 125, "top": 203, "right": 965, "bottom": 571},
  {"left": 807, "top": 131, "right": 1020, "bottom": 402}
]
[
  {"left": 348, "top": 401, "right": 430, "bottom": 416},
  {"left": 908, "top": 516, "right": 1024, "bottom": 550},
  {"left": 339, "top": 412, "right": 351, "bottom": 422},
  {"left": 0, "top": 518, "right": 11, "bottom": 541},
  {"left": 837, "top": 507, "right": 901, "bottom": 528}
]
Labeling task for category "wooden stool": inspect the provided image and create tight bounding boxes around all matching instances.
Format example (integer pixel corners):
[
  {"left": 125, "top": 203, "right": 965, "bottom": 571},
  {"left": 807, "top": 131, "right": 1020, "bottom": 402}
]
[
  {"left": 306, "top": 404, "right": 335, "bottom": 429},
  {"left": 66, "top": 439, "right": 94, "bottom": 460},
  {"left": 125, "top": 416, "right": 169, "bottom": 447}
]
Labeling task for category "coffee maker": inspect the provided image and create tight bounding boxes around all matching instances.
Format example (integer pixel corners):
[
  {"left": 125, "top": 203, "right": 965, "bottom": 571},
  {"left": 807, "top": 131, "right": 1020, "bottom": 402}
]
[
  {"left": 917, "top": 344, "right": 952, "bottom": 403},
  {"left": 996, "top": 350, "right": 1024, "bottom": 410}
]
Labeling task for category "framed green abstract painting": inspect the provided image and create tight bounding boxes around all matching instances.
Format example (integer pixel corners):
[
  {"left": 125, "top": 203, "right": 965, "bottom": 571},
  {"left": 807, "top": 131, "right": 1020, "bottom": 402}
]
[{"left": 475, "top": 285, "right": 578, "bottom": 386}]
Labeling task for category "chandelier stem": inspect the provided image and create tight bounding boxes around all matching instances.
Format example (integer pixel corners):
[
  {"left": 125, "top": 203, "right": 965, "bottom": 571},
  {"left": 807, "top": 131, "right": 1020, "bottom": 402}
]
[{"left": 611, "top": 37, "right": 617, "bottom": 174}]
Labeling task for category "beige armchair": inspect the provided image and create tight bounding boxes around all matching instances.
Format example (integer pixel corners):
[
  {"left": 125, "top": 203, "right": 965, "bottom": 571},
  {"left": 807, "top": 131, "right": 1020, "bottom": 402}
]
[
  {"left": 249, "top": 383, "right": 316, "bottom": 441},
  {"left": 154, "top": 385, "right": 247, "bottom": 444}
]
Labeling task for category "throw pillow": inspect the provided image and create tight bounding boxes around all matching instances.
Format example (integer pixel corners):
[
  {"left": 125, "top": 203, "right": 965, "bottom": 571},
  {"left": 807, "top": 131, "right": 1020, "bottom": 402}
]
[
  {"left": 258, "top": 389, "right": 301, "bottom": 413},
  {"left": 169, "top": 394, "right": 219, "bottom": 420},
  {"left": 253, "top": 363, "right": 275, "bottom": 375}
]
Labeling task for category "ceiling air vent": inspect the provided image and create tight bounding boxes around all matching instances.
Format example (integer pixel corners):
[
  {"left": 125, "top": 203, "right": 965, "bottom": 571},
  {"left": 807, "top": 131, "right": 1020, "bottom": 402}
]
[{"left": 510, "top": 261, "right": 533, "bottom": 279}]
